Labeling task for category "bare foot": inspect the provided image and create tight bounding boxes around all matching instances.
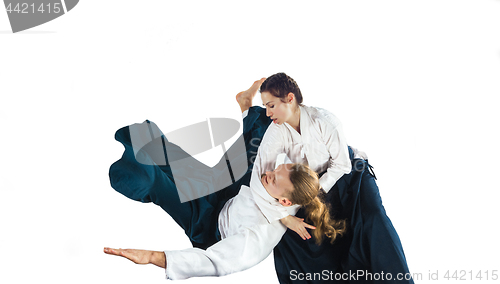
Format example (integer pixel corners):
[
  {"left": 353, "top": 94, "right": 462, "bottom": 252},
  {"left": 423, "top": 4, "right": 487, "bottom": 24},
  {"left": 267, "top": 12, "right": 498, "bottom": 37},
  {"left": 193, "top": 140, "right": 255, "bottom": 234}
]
[{"left": 236, "top": 77, "right": 266, "bottom": 113}]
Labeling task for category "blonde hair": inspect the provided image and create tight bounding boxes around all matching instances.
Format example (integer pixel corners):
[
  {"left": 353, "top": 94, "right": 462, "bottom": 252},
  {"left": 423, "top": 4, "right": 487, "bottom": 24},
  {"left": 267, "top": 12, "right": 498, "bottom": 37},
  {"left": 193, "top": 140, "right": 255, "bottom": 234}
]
[{"left": 285, "top": 164, "right": 347, "bottom": 245}]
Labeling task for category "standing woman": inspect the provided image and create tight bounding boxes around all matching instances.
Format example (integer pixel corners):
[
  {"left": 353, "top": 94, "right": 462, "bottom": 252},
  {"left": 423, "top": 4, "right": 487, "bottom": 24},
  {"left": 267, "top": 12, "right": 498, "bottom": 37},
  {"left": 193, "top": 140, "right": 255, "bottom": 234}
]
[{"left": 237, "top": 73, "right": 414, "bottom": 283}]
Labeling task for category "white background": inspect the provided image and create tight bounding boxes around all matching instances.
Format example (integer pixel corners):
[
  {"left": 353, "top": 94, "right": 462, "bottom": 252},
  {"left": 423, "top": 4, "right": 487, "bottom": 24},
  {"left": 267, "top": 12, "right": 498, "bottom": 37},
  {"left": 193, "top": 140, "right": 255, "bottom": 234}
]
[{"left": 1, "top": 1, "right": 499, "bottom": 283}]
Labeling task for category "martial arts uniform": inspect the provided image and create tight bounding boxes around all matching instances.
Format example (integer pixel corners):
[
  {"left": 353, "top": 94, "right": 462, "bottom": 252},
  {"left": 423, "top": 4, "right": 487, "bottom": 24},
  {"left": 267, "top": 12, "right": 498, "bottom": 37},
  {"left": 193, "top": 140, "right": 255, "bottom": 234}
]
[
  {"left": 109, "top": 106, "right": 413, "bottom": 283},
  {"left": 244, "top": 107, "right": 414, "bottom": 284},
  {"left": 246, "top": 104, "right": 352, "bottom": 223}
]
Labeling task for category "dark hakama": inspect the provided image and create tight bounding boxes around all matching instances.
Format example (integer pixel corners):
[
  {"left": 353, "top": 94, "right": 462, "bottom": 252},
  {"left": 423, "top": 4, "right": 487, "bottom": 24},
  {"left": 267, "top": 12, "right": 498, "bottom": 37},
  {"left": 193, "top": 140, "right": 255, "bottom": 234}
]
[{"left": 109, "top": 106, "right": 413, "bottom": 283}]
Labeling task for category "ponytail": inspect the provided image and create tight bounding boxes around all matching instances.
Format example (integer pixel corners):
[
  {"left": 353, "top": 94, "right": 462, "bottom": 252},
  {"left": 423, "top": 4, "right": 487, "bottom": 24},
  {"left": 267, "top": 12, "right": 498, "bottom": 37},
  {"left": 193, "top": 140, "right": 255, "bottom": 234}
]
[
  {"left": 304, "top": 195, "right": 346, "bottom": 245},
  {"left": 288, "top": 164, "right": 347, "bottom": 245}
]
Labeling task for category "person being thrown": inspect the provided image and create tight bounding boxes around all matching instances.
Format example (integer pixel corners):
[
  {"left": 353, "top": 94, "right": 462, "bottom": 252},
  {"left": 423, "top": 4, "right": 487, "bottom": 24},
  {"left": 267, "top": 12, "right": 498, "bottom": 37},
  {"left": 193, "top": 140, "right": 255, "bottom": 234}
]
[{"left": 104, "top": 162, "right": 345, "bottom": 280}]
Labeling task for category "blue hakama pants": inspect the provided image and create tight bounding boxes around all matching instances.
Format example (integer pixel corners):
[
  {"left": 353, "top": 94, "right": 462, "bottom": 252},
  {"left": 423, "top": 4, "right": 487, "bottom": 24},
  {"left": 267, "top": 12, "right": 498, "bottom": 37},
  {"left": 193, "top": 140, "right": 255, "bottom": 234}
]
[{"left": 109, "top": 106, "right": 413, "bottom": 283}]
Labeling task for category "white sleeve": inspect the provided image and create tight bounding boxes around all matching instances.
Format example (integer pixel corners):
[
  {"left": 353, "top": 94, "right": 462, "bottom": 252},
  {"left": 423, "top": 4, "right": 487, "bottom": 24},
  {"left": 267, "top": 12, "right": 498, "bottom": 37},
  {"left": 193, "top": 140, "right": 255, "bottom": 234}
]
[
  {"left": 319, "top": 122, "right": 352, "bottom": 193},
  {"left": 249, "top": 125, "right": 294, "bottom": 222},
  {"left": 252, "top": 124, "right": 284, "bottom": 175},
  {"left": 164, "top": 221, "right": 287, "bottom": 280}
]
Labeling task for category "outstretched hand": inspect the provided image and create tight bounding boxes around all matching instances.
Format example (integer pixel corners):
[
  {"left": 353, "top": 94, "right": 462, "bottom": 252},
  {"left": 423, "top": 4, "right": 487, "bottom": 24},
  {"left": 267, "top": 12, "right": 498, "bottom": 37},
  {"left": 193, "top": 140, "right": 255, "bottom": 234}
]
[
  {"left": 280, "top": 215, "right": 316, "bottom": 240},
  {"left": 103, "top": 247, "right": 166, "bottom": 268}
]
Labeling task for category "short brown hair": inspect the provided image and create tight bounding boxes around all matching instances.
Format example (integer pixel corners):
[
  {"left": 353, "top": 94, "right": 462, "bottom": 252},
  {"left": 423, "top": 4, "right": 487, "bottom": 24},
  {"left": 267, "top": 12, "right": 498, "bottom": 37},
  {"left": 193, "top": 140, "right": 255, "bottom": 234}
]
[{"left": 260, "top": 73, "right": 303, "bottom": 105}]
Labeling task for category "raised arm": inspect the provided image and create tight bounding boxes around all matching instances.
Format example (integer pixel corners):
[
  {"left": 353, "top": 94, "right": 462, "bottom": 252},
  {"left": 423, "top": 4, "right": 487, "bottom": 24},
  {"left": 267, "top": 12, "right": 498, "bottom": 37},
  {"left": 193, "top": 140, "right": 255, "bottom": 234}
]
[
  {"left": 318, "top": 117, "right": 352, "bottom": 193},
  {"left": 251, "top": 122, "right": 284, "bottom": 176},
  {"left": 248, "top": 124, "right": 298, "bottom": 223}
]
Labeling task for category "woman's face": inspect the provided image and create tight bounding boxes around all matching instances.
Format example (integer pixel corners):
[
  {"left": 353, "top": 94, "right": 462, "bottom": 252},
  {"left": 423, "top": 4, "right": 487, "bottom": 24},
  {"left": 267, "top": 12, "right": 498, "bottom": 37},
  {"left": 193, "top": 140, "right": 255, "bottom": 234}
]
[
  {"left": 261, "top": 163, "right": 294, "bottom": 206},
  {"left": 261, "top": 91, "right": 297, "bottom": 125}
]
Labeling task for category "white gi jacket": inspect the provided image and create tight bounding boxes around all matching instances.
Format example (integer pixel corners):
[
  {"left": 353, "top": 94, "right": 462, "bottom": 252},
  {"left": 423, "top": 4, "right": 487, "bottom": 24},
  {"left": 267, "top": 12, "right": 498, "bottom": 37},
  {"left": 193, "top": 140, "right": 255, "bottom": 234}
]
[
  {"left": 163, "top": 105, "right": 352, "bottom": 279},
  {"left": 249, "top": 105, "right": 352, "bottom": 223},
  {"left": 164, "top": 160, "right": 297, "bottom": 280}
]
